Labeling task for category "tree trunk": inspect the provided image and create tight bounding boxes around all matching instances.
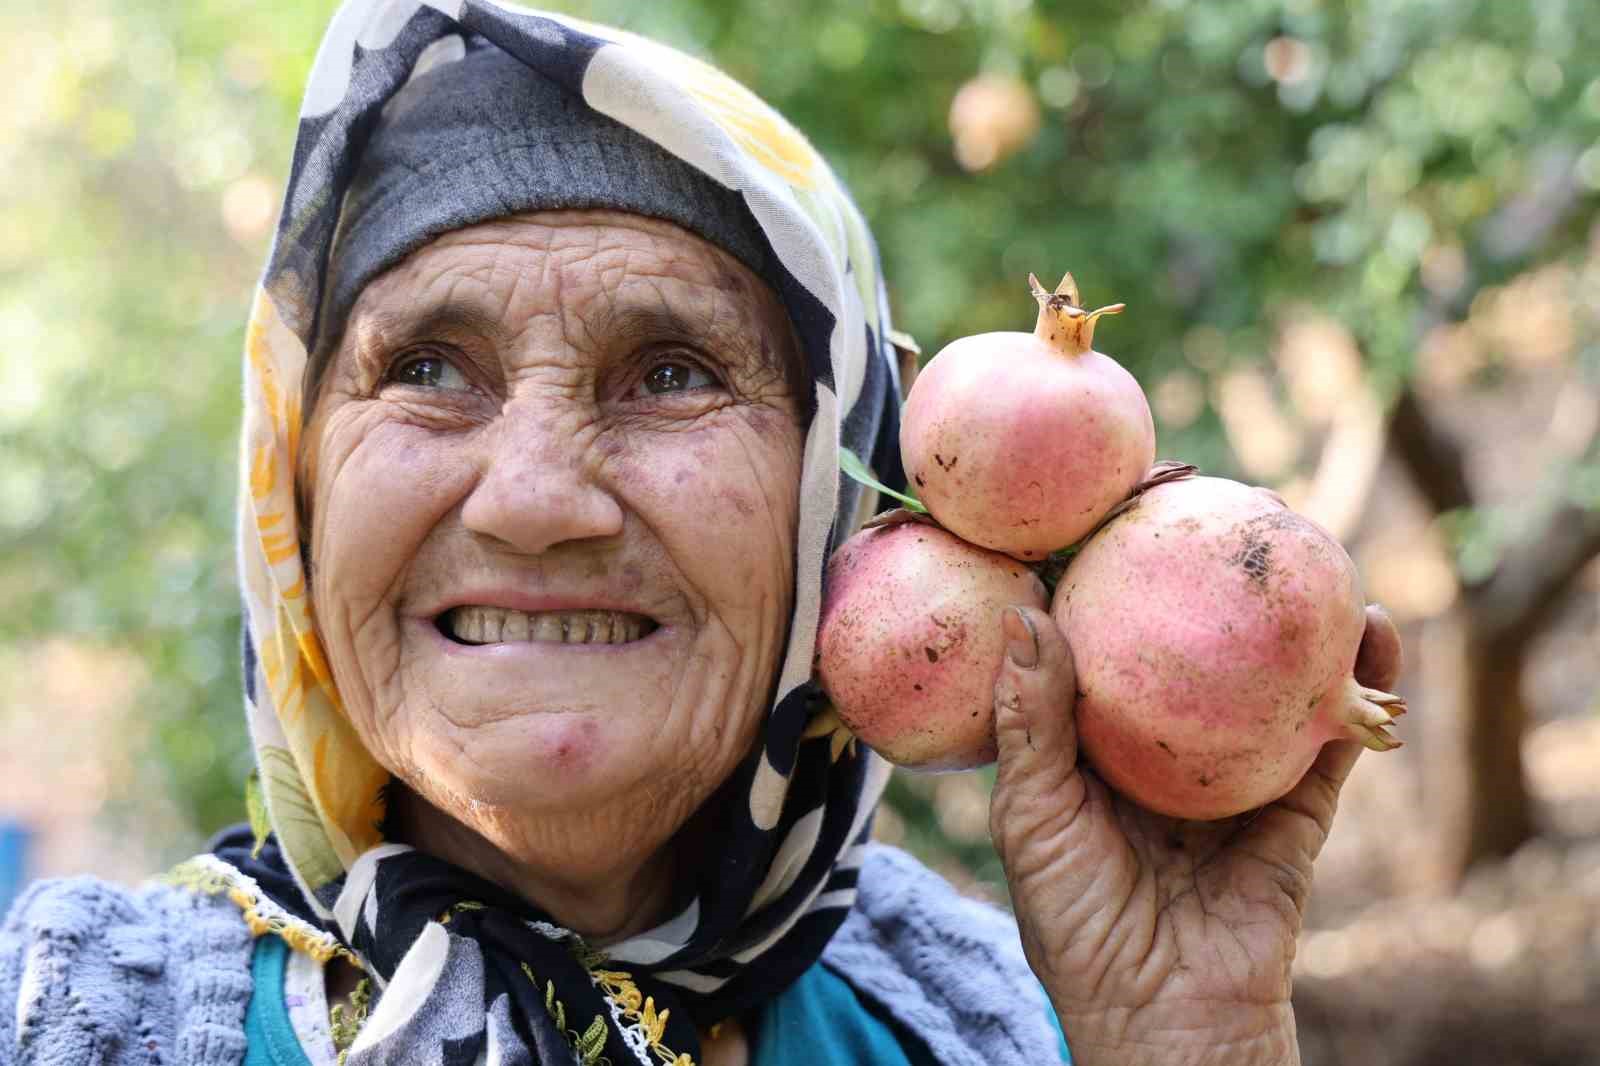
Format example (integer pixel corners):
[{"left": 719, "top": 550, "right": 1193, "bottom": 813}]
[{"left": 1456, "top": 623, "right": 1535, "bottom": 869}]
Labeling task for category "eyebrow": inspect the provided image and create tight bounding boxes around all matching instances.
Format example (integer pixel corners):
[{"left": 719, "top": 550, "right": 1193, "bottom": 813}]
[
  {"left": 591, "top": 300, "right": 793, "bottom": 382},
  {"left": 357, "top": 302, "right": 508, "bottom": 350}
]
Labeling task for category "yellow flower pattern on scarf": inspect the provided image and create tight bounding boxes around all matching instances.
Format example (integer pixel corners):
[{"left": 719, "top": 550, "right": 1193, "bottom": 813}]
[{"left": 240, "top": 289, "right": 387, "bottom": 891}]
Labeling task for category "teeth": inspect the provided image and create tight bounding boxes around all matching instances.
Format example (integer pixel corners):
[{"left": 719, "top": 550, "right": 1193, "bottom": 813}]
[
  {"left": 446, "top": 607, "right": 651, "bottom": 646},
  {"left": 502, "top": 610, "right": 529, "bottom": 642},
  {"left": 481, "top": 608, "right": 504, "bottom": 644}
]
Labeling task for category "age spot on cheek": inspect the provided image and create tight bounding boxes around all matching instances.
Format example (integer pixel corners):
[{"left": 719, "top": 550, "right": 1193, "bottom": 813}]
[{"left": 717, "top": 488, "right": 756, "bottom": 518}]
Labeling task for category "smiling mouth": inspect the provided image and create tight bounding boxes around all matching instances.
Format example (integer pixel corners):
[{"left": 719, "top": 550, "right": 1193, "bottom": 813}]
[{"left": 438, "top": 606, "right": 659, "bottom": 646}]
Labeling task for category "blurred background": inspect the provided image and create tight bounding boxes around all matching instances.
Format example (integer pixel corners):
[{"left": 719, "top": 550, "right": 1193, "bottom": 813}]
[{"left": 2, "top": 0, "right": 1597, "bottom": 1061}]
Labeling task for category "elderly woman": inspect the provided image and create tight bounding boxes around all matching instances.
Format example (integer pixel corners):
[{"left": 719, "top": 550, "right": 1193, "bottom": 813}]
[{"left": 2, "top": 4, "right": 1403, "bottom": 1065}]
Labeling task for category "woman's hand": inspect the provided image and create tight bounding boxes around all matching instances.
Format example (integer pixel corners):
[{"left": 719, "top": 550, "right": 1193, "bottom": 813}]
[{"left": 988, "top": 604, "right": 1402, "bottom": 1066}]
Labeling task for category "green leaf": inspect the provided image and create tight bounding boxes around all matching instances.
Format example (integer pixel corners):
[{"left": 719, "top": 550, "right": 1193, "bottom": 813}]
[
  {"left": 245, "top": 769, "right": 270, "bottom": 859},
  {"left": 839, "top": 447, "right": 926, "bottom": 513}
]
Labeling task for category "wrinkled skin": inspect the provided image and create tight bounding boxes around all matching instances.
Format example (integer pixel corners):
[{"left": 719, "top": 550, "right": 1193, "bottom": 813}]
[
  {"left": 302, "top": 210, "right": 805, "bottom": 947},
  {"left": 990, "top": 602, "right": 1402, "bottom": 1066}
]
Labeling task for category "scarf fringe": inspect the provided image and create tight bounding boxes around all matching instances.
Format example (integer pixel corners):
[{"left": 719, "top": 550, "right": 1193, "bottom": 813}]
[{"left": 164, "top": 855, "right": 356, "bottom": 966}]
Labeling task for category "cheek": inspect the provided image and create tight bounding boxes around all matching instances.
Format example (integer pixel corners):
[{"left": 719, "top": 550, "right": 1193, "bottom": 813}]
[
  {"left": 317, "top": 431, "right": 460, "bottom": 582},
  {"left": 311, "top": 425, "right": 471, "bottom": 702},
  {"left": 617, "top": 420, "right": 802, "bottom": 613}
]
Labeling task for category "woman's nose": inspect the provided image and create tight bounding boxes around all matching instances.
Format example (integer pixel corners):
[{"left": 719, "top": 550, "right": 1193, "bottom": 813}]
[{"left": 459, "top": 406, "right": 625, "bottom": 554}]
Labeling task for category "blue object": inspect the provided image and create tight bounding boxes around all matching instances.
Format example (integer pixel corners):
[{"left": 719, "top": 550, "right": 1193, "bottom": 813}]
[
  {"left": 244, "top": 936, "right": 311, "bottom": 1066},
  {"left": 0, "top": 820, "right": 30, "bottom": 916},
  {"left": 756, "top": 957, "right": 941, "bottom": 1064}
]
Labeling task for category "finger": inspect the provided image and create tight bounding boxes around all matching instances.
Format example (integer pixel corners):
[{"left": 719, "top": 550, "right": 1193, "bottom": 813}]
[
  {"left": 992, "top": 605, "right": 1078, "bottom": 797},
  {"left": 1254, "top": 738, "right": 1364, "bottom": 862},
  {"left": 1353, "top": 603, "right": 1403, "bottom": 692},
  {"left": 1229, "top": 738, "right": 1365, "bottom": 922}
]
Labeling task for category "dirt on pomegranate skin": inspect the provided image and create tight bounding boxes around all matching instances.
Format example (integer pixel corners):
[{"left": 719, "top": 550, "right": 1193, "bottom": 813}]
[
  {"left": 897, "top": 274, "right": 1154, "bottom": 560},
  {"left": 1053, "top": 477, "right": 1377, "bottom": 819},
  {"left": 817, "top": 520, "right": 1047, "bottom": 771},
  {"left": 902, "top": 343, "right": 1153, "bottom": 559}
]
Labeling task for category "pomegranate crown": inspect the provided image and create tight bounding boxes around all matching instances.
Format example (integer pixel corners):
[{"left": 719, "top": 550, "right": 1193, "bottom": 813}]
[{"left": 1029, "top": 272, "right": 1125, "bottom": 355}]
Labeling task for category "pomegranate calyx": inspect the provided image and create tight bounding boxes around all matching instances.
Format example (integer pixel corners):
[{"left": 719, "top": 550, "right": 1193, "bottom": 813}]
[
  {"left": 1343, "top": 680, "right": 1408, "bottom": 751},
  {"left": 1028, "top": 272, "right": 1125, "bottom": 356}
]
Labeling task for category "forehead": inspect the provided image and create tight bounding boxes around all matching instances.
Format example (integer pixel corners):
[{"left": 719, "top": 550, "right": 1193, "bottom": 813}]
[{"left": 344, "top": 209, "right": 784, "bottom": 344}]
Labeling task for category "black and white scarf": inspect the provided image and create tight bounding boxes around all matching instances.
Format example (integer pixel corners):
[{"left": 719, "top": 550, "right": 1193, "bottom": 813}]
[{"left": 177, "top": 2, "right": 907, "bottom": 1063}]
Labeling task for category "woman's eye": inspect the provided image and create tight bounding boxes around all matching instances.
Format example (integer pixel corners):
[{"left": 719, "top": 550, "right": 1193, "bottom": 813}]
[
  {"left": 633, "top": 357, "right": 717, "bottom": 398},
  {"left": 386, "top": 351, "right": 471, "bottom": 391}
]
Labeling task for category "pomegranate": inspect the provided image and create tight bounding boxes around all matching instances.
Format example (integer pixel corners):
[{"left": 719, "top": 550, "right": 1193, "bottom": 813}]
[
  {"left": 899, "top": 273, "right": 1155, "bottom": 560},
  {"left": 816, "top": 514, "right": 1047, "bottom": 771},
  {"left": 948, "top": 72, "right": 1041, "bottom": 172},
  {"left": 1051, "top": 475, "right": 1403, "bottom": 820}
]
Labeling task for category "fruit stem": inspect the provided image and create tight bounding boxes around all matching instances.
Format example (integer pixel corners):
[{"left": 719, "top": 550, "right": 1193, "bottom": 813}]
[
  {"left": 1029, "top": 272, "right": 1125, "bottom": 356},
  {"left": 861, "top": 507, "right": 943, "bottom": 531},
  {"left": 1341, "top": 679, "right": 1407, "bottom": 752}
]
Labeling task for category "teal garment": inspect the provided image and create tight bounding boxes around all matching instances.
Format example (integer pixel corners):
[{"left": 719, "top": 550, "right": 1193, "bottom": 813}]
[
  {"left": 756, "top": 962, "right": 1071, "bottom": 1066},
  {"left": 244, "top": 936, "right": 1071, "bottom": 1065},
  {"left": 754, "top": 961, "right": 938, "bottom": 1066},
  {"left": 244, "top": 937, "right": 313, "bottom": 1066}
]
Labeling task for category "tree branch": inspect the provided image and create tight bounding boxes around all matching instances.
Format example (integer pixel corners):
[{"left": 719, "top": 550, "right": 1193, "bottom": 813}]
[
  {"left": 1386, "top": 371, "right": 1600, "bottom": 651},
  {"left": 1387, "top": 386, "right": 1476, "bottom": 516},
  {"left": 1476, "top": 502, "right": 1600, "bottom": 646},
  {"left": 1381, "top": 140, "right": 1598, "bottom": 649},
  {"left": 1473, "top": 486, "right": 1600, "bottom": 649}
]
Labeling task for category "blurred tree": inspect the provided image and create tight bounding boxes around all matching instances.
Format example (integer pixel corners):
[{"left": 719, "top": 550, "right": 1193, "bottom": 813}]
[
  {"left": 2, "top": 0, "right": 1596, "bottom": 879},
  {"left": 0, "top": 0, "right": 338, "bottom": 853}
]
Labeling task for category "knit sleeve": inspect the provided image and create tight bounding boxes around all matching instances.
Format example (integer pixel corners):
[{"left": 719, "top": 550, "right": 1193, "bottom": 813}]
[
  {"left": 0, "top": 882, "right": 31, "bottom": 1065},
  {"left": 0, "top": 876, "right": 256, "bottom": 1066},
  {"left": 820, "top": 844, "right": 1069, "bottom": 1066}
]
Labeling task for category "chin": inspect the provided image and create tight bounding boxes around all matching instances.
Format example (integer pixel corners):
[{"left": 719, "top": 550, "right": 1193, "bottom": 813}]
[{"left": 406, "top": 705, "right": 653, "bottom": 812}]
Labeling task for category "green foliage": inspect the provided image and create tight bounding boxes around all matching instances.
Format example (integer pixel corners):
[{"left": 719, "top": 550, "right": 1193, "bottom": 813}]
[
  {"left": 840, "top": 447, "right": 927, "bottom": 512},
  {"left": 2, "top": 0, "right": 1596, "bottom": 865}
]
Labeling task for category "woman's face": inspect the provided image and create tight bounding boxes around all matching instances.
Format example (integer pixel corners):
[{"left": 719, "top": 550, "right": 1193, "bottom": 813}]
[{"left": 303, "top": 210, "right": 805, "bottom": 870}]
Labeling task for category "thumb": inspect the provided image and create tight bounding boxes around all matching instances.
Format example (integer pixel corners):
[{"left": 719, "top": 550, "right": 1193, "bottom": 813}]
[{"left": 992, "top": 605, "right": 1079, "bottom": 800}]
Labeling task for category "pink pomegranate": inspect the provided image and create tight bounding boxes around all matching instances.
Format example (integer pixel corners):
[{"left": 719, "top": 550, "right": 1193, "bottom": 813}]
[
  {"left": 1051, "top": 476, "right": 1403, "bottom": 820},
  {"left": 817, "top": 516, "right": 1047, "bottom": 771},
  {"left": 899, "top": 273, "right": 1155, "bottom": 560}
]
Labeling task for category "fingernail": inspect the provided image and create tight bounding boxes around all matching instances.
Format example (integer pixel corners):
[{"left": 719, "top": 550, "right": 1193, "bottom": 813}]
[{"left": 1003, "top": 606, "right": 1038, "bottom": 669}]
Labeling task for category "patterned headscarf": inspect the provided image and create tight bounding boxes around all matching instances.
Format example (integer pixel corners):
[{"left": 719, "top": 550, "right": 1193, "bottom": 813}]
[{"left": 171, "top": 2, "right": 907, "bottom": 1063}]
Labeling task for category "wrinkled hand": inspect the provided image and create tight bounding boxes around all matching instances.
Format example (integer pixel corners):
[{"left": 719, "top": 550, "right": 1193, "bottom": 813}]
[{"left": 989, "top": 604, "right": 1402, "bottom": 1066}]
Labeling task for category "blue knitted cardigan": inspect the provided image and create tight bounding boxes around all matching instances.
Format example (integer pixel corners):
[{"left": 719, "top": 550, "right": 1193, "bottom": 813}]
[{"left": 1, "top": 845, "right": 1063, "bottom": 1066}]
